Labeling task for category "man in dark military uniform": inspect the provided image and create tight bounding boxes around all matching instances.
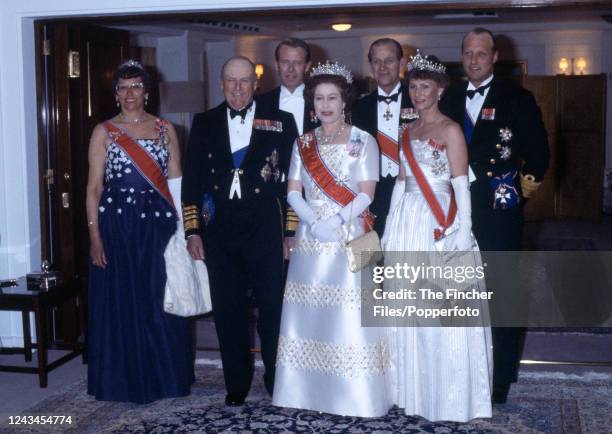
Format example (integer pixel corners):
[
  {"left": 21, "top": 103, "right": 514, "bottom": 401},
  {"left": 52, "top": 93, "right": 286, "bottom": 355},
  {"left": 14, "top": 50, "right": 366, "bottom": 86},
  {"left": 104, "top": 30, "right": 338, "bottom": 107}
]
[
  {"left": 182, "top": 56, "right": 298, "bottom": 406},
  {"left": 256, "top": 37, "right": 318, "bottom": 250},
  {"left": 351, "top": 38, "right": 416, "bottom": 238},
  {"left": 440, "top": 27, "right": 549, "bottom": 404}
]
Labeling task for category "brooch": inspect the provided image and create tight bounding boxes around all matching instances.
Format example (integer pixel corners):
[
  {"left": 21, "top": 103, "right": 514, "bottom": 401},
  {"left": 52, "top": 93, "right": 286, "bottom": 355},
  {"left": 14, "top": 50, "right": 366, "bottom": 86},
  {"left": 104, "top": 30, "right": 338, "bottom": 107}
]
[
  {"left": 254, "top": 118, "right": 283, "bottom": 132},
  {"left": 347, "top": 135, "right": 365, "bottom": 157},
  {"left": 300, "top": 133, "right": 315, "bottom": 149},
  {"left": 499, "top": 127, "right": 513, "bottom": 143}
]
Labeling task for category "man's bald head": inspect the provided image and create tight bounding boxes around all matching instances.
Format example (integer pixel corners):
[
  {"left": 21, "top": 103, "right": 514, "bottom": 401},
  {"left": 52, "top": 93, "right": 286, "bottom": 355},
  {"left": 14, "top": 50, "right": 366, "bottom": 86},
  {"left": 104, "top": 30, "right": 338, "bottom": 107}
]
[{"left": 221, "top": 56, "right": 257, "bottom": 80}]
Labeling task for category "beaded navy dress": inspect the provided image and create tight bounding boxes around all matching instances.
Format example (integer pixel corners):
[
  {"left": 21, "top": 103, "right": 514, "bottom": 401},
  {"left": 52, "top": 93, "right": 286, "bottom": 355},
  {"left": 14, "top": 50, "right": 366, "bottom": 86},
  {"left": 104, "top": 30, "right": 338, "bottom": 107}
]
[{"left": 88, "top": 121, "right": 194, "bottom": 403}]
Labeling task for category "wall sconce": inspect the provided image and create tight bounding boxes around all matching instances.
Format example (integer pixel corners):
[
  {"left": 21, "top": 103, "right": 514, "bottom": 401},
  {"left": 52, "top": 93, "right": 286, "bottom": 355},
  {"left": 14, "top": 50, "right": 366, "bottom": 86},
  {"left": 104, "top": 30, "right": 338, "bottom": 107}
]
[
  {"left": 576, "top": 57, "right": 587, "bottom": 74},
  {"left": 255, "top": 64, "right": 264, "bottom": 80},
  {"left": 558, "top": 58, "right": 569, "bottom": 75},
  {"left": 331, "top": 23, "right": 352, "bottom": 32}
]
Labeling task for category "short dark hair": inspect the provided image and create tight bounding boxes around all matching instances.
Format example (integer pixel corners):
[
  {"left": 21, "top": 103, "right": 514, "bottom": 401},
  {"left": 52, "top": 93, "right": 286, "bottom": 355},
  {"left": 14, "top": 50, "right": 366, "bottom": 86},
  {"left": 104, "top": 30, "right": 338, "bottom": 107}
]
[
  {"left": 461, "top": 27, "right": 497, "bottom": 53},
  {"left": 112, "top": 60, "right": 151, "bottom": 93},
  {"left": 406, "top": 56, "right": 450, "bottom": 89},
  {"left": 368, "top": 38, "right": 403, "bottom": 62},
  {"left": 275, "top": 38, "right": 311, "bottom": 63},
  {"left": 304, "top": 74, "right": 355, "bottom": 110}
]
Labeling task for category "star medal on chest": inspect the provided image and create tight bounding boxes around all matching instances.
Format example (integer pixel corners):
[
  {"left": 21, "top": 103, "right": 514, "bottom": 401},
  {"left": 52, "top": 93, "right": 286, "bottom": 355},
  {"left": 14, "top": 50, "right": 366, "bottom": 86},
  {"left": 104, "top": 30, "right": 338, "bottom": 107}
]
[
  {"left": 261, "top": 149, "right": 280, "bottom": 182},
  {"left": 427, "top": 138, "right": 447, "bottom": 176},
  {"left": 497, "top": 143, "right": 512, "bottom": 160},
  {"left": 383, "top": 106, "right": 393, "bottom": 121},
  {"left": 499, "top": 127, "right": 513, "bottom": 142}
]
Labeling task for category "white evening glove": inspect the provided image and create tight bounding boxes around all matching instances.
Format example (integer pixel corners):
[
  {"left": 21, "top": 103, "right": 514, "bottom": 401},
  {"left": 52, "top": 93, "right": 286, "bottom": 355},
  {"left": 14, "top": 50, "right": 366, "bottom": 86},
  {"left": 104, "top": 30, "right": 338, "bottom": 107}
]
[
  {"left": 311, "top": 215, "right": 343, "bottom": 242},
  {"left": 337, "top": 192, "right": 372, "bottom": 224},
  {"left": 287, "top": 190, "right": 318, "bottom": 227},
  {"left": 447, "top": 175, "right": 474, "bottom": 251},
  {"left": 168, "top": 176, "right": 183, "bottom": 226}
]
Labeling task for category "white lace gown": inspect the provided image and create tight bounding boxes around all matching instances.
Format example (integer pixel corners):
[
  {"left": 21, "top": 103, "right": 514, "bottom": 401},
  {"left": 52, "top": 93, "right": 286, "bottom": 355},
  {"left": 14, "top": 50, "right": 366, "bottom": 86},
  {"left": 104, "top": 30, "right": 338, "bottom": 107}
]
[
  {"left": 382, "top": 138, "right": 493, "bottom": 422},
  {"left": 272, "top": 126, "right": 393, "bottom": 417}
]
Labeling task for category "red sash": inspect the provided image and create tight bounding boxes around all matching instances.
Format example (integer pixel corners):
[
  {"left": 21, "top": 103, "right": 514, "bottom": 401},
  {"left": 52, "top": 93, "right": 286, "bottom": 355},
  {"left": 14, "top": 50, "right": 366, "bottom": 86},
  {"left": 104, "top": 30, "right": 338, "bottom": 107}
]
[
  {"left": 400, "top": 128, "right": 457, "bottom": 241},
  {"left": 376, "top": 131, "right": 400, "bottom": 164},
  {"left": 104, "top": 121, "right": 174, "bottom": 210},
  {"left": 298, "top": 132, "right": 374, "bottom": 231}
]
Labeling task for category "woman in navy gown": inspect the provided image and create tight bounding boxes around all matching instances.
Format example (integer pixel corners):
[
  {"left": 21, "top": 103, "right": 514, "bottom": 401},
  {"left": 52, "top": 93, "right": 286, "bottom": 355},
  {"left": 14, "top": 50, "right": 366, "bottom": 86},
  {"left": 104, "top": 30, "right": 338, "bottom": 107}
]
[{"left": 86, "top": 60, "right": 194, "bottom": 403}]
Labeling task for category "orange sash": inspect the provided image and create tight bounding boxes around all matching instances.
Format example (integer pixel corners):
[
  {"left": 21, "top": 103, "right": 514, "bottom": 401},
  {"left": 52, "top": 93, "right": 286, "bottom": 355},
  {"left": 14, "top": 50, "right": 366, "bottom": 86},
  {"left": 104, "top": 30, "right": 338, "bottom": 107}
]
[
  {"left": 377, "top": 131, "right": 400, "bottom": 164},
  {"left": 400, "top": 128, "right": 457, "bottom": 241},
  {"left": 104, "top": 121, "right": 174, "bottom": 210},
  {"left": 298, "top": 132, "right": 374, "bottom": 231}
]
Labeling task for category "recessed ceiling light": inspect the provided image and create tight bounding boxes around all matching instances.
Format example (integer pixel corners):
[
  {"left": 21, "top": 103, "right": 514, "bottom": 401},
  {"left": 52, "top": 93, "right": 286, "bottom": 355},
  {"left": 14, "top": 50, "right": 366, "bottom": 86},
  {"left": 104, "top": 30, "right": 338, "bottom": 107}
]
[{"left": 331, "top": 23, "right": 352, "bottom": 32}]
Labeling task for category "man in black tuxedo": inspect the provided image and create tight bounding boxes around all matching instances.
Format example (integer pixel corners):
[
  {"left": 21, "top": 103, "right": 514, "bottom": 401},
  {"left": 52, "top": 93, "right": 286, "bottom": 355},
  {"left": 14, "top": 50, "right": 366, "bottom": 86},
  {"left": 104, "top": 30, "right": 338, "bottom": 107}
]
[
  {"left": 256, "top": 38, "right": 318, "bottom": 243},
  {"left": 440, "top": 28, "right": 549, "bottom": 404},
  {"left": 182, "top": 56, "right": 298, "bottom": 406},
  {"left": 351, "top": 38, "right": 415, "bottom": 237}
]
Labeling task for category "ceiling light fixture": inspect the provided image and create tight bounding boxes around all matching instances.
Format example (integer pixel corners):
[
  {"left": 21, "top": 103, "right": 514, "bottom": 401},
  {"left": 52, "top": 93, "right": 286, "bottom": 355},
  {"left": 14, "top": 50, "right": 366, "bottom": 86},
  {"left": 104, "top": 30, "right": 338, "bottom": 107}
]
[{"left": 331, "top": 23, "right": 352, "bottom": 32}]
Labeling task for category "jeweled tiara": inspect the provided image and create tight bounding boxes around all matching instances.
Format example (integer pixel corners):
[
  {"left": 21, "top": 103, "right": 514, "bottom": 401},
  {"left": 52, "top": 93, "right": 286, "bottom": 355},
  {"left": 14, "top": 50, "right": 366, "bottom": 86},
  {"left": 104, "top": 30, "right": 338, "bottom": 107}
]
[
  {"left": 119, "top": 59, "right": 145, "bottom": 70},
  {"left": 310, "top": 61, "right": 353, "bottom": 84},
  {"left": 407, "top": 50, "right": 446, "bottom": 74}
]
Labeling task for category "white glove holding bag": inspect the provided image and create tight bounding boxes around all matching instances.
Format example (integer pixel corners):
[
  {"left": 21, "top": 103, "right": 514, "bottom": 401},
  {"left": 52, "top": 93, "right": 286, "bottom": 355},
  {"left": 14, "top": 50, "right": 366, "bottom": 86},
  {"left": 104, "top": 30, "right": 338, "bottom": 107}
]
[
  {"left": 311, "top": 215, "right": 342, "bottom": 242},
  {"left": 447, "top": 175, "right": 474, "bottom": 251}
]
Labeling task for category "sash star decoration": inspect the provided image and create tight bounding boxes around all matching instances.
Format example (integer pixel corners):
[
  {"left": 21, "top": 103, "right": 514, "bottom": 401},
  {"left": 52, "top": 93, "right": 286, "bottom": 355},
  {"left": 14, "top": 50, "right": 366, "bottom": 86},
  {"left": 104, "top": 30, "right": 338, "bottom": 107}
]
[{"left": 499, "top": 127, "right": 513, "bottom": 142}]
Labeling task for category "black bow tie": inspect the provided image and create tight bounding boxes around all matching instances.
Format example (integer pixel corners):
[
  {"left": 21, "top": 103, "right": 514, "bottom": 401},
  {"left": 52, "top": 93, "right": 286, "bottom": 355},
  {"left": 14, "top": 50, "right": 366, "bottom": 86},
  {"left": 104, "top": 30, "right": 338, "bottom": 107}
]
[
  {"left": 229, "top": 101, "right": 253, "bottom": 120},
  {"left": 377, "top": 93, "right": 399, "bottom": 104},
  {"left": 466, "top": 83, "right": 491, "bottom": 99}
]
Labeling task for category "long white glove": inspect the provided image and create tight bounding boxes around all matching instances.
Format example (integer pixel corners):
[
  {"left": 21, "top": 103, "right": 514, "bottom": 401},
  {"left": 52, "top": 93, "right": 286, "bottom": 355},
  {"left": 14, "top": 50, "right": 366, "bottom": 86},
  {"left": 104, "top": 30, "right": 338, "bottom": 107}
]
[
  {"left": 287, "top": 190, "right": 318, "bottom": 226},
  {"left": 447, "top": 175, "right": 473, "bottom": 251},
  {"left": 168, "top": 176, "right": 183, "bottom": 226},
  {"left": 387, "top": 178, "right": 404, "bottom": 216},
  {"left": 337, "top": 192, "right": 372, "bottom": 223}
]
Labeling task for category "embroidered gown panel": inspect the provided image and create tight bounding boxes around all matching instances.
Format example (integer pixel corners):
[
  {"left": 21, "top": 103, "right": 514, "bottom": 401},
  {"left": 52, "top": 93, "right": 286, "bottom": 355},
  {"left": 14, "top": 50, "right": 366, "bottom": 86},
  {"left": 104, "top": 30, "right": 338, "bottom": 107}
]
[
  {"left": 381, "top": 138, "right": 493, "bottom": 422},
  {"left": 88, "top": 126, "right": 194, "bottom": 403},
  {"left": 272, "top": 126, "right": 392, "bottom": 417}
]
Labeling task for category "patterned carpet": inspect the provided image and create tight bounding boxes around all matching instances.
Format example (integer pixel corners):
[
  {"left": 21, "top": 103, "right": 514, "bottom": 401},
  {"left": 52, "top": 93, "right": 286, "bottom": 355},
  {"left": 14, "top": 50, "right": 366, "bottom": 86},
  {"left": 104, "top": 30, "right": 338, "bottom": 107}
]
[{"left": 9, "top": 366, "right": 612, "bottom": 433}]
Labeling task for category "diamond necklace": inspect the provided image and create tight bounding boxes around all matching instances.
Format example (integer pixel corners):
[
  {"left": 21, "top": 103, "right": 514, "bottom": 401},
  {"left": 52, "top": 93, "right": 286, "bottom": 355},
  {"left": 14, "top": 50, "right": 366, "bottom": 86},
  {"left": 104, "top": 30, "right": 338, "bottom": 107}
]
[
  {"left": 316, "top": 122, "right": 347, "bottom": 145},
  {"left": 120, "top": 112, "right": 147, "bottom": 124}
]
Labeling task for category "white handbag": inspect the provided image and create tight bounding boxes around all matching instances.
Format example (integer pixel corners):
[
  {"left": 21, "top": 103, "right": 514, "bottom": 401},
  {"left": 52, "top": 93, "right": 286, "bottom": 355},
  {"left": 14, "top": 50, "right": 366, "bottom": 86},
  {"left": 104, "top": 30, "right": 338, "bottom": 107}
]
[{"left": 163, "top": 226, "right": 212, "bottom": 317}]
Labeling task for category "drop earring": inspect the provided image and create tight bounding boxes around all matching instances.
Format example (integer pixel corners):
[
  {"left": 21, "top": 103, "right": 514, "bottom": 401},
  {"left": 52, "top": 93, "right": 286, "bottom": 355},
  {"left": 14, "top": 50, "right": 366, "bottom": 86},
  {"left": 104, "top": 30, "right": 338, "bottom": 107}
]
[
  {"left": 116, "top": 100, "right": 120, "bottom": 108},
  {"left": 341, "top": 109, "right": 346, "bottom": 122},
  {"left": 145, "top": 95, "right": 149, "bottom": 106}
]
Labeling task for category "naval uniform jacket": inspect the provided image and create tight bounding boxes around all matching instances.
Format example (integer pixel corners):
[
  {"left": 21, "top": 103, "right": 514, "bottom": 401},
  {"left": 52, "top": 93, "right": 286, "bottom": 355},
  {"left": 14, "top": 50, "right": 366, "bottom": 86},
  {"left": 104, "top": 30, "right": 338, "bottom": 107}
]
[
  {"left": 256, "top": 86, "right": 319, "bottom": 135},
  {"left": 351, "top": 84, "right": 415, "bottom": 237},
  {"left": 440, "top": 78, "right": 549, "bottom": 251},
  {"left": 182, "top": 101, "right": 299, "bottom": 239}
]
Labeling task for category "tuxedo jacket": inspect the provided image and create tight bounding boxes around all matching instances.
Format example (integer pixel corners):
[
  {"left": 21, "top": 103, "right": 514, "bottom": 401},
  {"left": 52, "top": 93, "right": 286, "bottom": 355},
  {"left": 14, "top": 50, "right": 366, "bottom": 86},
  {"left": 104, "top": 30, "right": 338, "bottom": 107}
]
[
  {"left": 182, "top": 101, "right": 299, "bottom": 237},
  {"left": 256, "top": 86, "right": 319, "bottom": 134},
  {"left": 440, "top": 78, "right": 549, "bottom": 214},
  {"left": 350, "top": 83, "right": 414, "bottom": 139}
]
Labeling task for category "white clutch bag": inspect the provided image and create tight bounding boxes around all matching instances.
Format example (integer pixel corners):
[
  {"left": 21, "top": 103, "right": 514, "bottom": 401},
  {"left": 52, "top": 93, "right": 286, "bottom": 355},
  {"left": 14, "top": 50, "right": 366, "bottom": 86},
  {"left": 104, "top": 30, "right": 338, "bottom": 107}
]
[{"left": 163, "top": 226, "right": 212, "bottom": 317}]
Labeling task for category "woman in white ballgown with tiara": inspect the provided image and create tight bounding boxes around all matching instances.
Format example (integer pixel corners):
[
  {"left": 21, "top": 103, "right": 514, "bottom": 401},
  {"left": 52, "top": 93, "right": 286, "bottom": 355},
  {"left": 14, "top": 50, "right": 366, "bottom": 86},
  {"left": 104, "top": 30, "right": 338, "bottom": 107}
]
[
  {"left": 272, "top": 62, "right": 392, "bottom": 417},
  {"left": 382, "top": 52, "right": 493, "bottom": 422}
]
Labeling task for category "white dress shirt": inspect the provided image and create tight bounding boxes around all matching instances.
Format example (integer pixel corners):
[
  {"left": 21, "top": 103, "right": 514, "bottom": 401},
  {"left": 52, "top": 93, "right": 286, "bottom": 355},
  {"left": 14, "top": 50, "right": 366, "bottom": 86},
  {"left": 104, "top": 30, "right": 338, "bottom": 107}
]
[
  {"left": 227, "top": 100, "right": 255, "bottom": 154},
  {"left": 377, "top": 82, "right": 402, "bottom": 177},
  {"left": 465, "top": 74, "right": 493, "bottom": 125},
  {"left": 279, "top": 84, "right": 305, "bottom": 135}
]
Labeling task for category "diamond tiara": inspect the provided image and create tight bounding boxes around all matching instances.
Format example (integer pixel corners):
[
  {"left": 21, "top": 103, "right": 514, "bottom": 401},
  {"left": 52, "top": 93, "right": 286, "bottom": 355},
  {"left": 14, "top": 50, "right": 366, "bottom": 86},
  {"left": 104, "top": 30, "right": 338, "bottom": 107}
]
[
  {"left": 407, "top": 50, "right": 446, "bottom": 74},
  {"left": 120, "top": 59, "right": 145, "bottom": 70},
  {"left": 310, "top": 61, "right": 353, "bottom": 84}
]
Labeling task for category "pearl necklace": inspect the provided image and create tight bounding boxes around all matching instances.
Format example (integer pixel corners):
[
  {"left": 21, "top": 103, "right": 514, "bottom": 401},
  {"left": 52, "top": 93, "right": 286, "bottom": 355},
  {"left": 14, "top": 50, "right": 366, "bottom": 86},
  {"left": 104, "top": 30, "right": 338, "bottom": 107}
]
[{"left": 316, "top": 122, "right": 347, "bottom": 145}]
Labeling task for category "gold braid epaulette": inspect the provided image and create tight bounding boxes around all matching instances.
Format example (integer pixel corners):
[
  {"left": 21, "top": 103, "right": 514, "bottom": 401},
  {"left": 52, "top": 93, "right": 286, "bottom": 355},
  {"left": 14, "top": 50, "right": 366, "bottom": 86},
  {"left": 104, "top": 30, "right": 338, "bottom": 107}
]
[
  {"left": 286, "top": 207, "right": 300, "bottom": 232},
  {"left": 520, "top": 173, "right": 542, "bottom": 198},
  {"left": 183, "top": 204, "right": 200, "bottom": 232}
]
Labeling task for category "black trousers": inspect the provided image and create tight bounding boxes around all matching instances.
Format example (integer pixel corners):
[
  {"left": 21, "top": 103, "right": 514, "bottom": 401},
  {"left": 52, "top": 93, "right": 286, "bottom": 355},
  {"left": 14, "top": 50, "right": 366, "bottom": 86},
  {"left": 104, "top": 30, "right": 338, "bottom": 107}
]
[
  {"left": 472, "top": 204, "right": 525, "bottom": 392},
  {"left": 204, "top": 199, "right": 285, "bottom": 397},
  {"left": 371, "top": 174, "right": 396, "bottom": 238}
]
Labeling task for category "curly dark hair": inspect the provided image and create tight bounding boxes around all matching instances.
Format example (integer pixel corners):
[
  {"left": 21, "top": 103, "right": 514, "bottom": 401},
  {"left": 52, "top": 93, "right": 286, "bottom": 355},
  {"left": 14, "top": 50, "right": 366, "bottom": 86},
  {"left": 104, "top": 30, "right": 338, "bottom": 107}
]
[
  {"left": 304, "top": 74, "right": 355, "bottom": 110},
  {"left": 406, "top": 56, "right": 449, "bottom": 89},
  {"left": 112, "top": 61, "right": 152, "bottom": 94}
]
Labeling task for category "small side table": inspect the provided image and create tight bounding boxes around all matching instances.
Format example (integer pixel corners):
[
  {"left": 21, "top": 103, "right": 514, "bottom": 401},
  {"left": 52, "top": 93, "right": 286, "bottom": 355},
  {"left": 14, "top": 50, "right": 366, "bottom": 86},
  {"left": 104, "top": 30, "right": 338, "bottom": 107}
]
[{"left": 0, "top": 277, "right": 86, "bottom": 387}]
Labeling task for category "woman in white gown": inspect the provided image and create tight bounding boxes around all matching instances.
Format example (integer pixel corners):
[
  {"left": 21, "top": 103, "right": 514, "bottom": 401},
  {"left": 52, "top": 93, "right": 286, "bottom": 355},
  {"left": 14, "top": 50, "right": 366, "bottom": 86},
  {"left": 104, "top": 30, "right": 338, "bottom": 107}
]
[
  {"left": 382, "top": 53, "right": 493, "bottom": 422},
  {"left": 272, "top": 62, "right": 392, "bottom": 417}
]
